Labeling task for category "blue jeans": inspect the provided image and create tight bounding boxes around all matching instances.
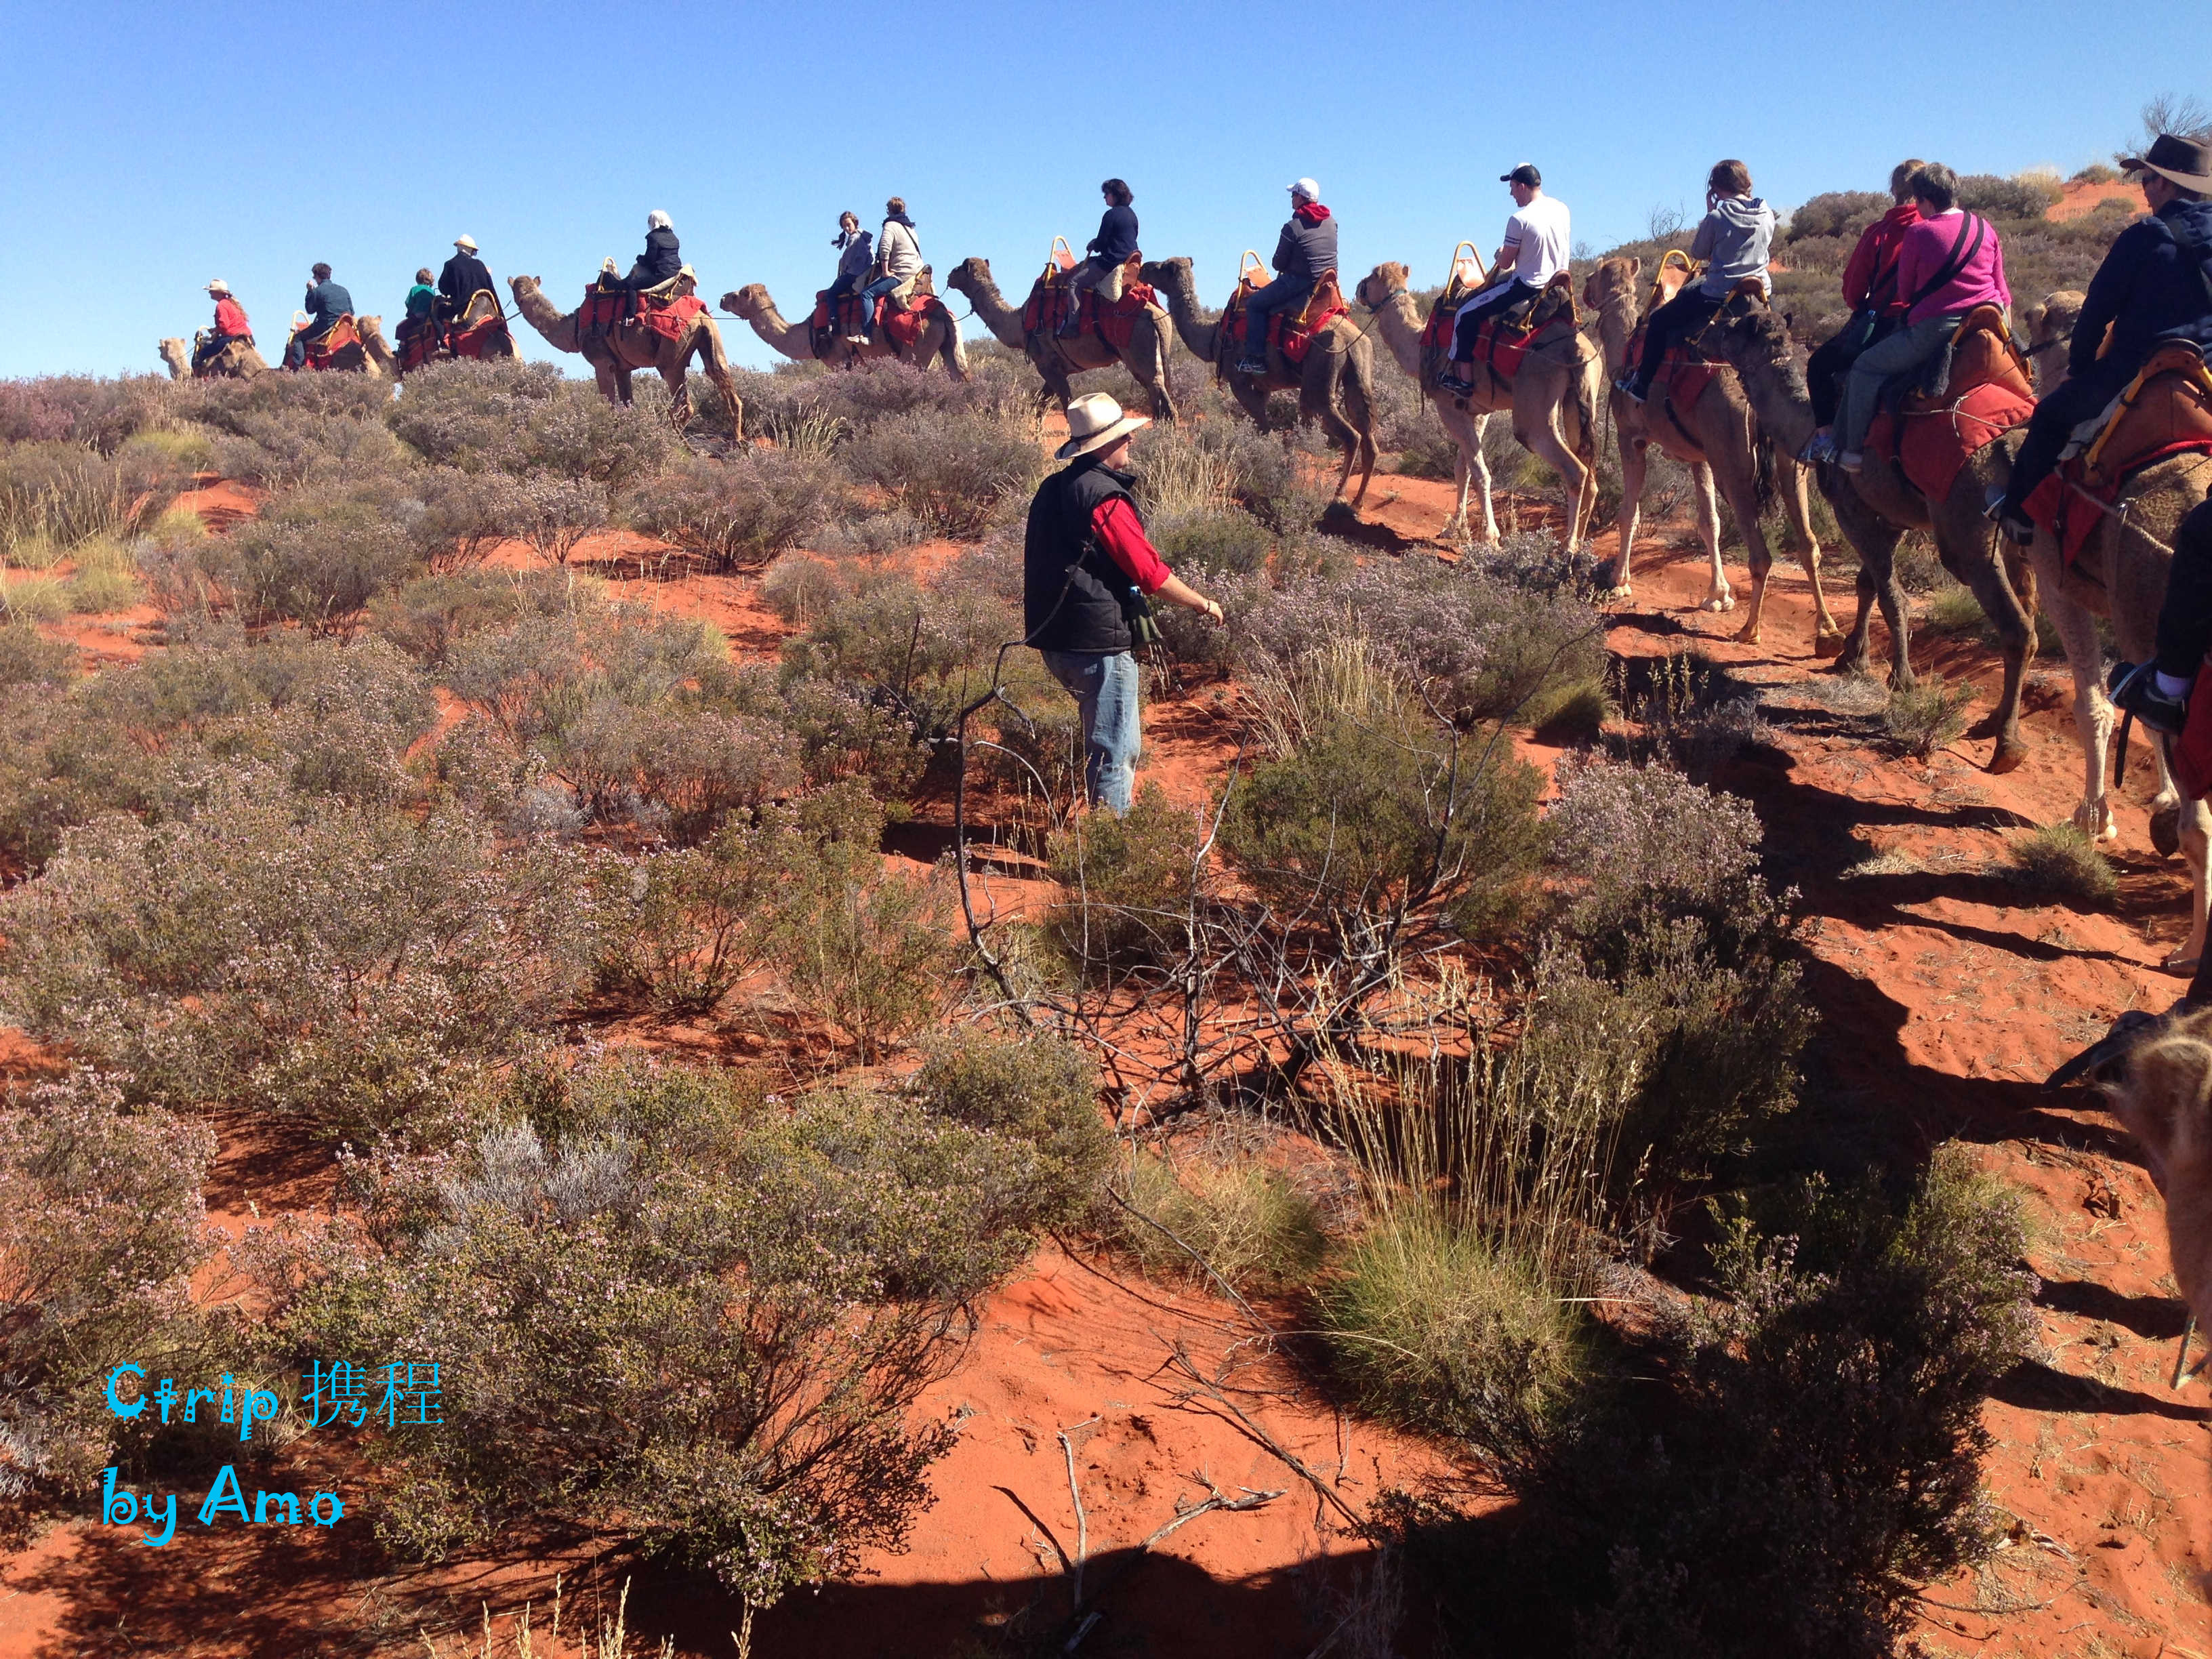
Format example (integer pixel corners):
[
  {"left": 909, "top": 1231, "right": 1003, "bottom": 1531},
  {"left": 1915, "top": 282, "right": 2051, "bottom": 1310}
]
[
  {"left": 1836, "top": 312, "right": 1962, "bottom": 455},
  {"left": 855, "top": 275, "right": 900, "bottom": 337},
  {"left": 1237, "top": 279, "right": 1310, "bottom": 365},
  {"left": 1042, "top": 649, "right": 1142, "bottom": 813}
]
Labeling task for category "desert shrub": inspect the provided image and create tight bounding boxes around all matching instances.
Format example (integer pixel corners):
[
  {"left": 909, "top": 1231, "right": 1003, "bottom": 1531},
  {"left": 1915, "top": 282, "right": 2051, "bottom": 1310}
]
[
  {"left": 0, "top": 574, "right": 64, "bottom": 620},
  {"left": 1115, "top": 1145, "right": 1327, "bottom": 1293},
  {"left": 781, "top": 573, "right": 1020, "bottom": 746},
  {"left": 1319, "top": 1204, "right": 1586, "bottom": 1441},
  {"left": 0, "top": 376, "right": 169, "bottom": 452},
  {"left": 914, "top": 1029, "right": 1111, "bottom": 1231},
  {"left": 247, "top": 1065, "right": 1039, "bottom": 1605},
  {"left": 1, "top": 771, "right": 608, "bottom": 1137},
  {"left": 816, "top": 508, "right": 931, "bottom": 556},
  {"left": 0, "top": 1071, "right": 216, "bottom": 1504},
  {"left": 1785, "top": 190, "right": 1888, "bottom": 243},
  {"left": 776, "top": 673, "right": 930, "bottom": 794},
  {"left": 0, "top": 623, "right": 74, "bottom": 689},
  {"left": 204, "top": 477, "right": 425, "bottom": 630},
  {"left": 1048, "top": 782, "right": 1209, "bottom": 971},
  {"left": 62, "top": 541, "right": 141, "bottom": 614},
  {"left": 497, "top": 472, "right": 609, "bottom": 567},
  {"left": 443, "top": 600, "right": 732, "bottom": 747},
  {"left": 1391, "top": 1147, "right": 2036, "bottom": 1658},
  {"left": 775, "top": 851, "right": 958, "bottom": 1063},
  {"left": 1956, "top": 173, "right": 2056, "bottom": 220},
  {"left": 1147, "top": 506, "right": 1273, "bottom": 576},
  {"left": 842, "top": 408, "right": 1044, "bottom": 537},
  {"left": 626, "top": 450, "right": 837, "bottom": 571},
  {"left": 759, "top": 552, "right": 851, "bottom": 626},
  {"left": 0, "top": 439, "right": 173, "bottom": 563},
  {"left": 2007, "top": 822, "right": 2117, "bottom": 903},
  {"left": 367, "top": 565, "right": 587, "bottom": 665},
  {"left": 550, "top": 699, "right": 800, "bottom": 842},
  {"left": 388, "top": 358, "right": 676, "bottom": 491},
  {"left": 1883, "top": 673, "right": 1971, "bottom": 760},
  {"left": 2071, "top": 161, "right": 2119, "bottom": 185}
]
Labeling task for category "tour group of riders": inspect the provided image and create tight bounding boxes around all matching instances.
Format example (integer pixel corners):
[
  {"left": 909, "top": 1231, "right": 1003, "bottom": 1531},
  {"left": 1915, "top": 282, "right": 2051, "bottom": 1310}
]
[{"left": 186, "top": 138, "right": 2212, "bottom": 807}]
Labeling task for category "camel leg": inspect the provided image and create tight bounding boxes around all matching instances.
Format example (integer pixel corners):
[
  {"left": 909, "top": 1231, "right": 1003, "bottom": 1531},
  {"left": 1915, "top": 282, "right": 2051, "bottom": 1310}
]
[
  {"left": 1940, "top": 525, "right": 2033, "bottom": 775},
  {"left": 1436, "top": 396, "right": 1492, "bottom": 544},
  {"left": 1826, "top": 483, "right": 1908, "bottom": 685},
  {"left": 1786, "top": 460, "right": 1845, "bottom": 654},
  {"left": 1605, "top": 432, "right": 1650, "bottom": 600},
  {"left": 1317, "top": 394, "right": 1363, "bottom": 503},
  {"left": 2033, "top": 547, "right": 2118, "bottom": 842},
  {"left": 1140, "top": 334, "right": 1176, "bottom": 423},
  {"left": 2173, "top": 780, "right": 2212, "bottom": 974},
  {"left": 1513, "top": 405, "right": 1592, "bottom": 556},
  {"left": 661, "top": 363, "right": 693, "bottom": 431},
  {"left": 1690, "top": 461, "right": 1732, "bottom": 613},
  {"left": 687, "top": 327, "right": 743, "bottom": 438},
  {"left": 1720, "top": 468, "right": 1779, "bottom": 648},
  {"left": 592, "top": 356, "right": 625, "bottom": 406}
]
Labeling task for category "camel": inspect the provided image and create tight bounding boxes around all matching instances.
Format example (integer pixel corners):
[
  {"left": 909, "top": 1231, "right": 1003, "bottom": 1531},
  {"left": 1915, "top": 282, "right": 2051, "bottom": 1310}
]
[
  {"left": 2049, "top": 1006, "right": 2212, "bottom": 1343},
  {"left": 1585, "top": 257, "right": 1841, "bottom": 655},
  {"left": 509, "top": 275, "right": 741, "bottom": 436},
  {"left": 719, "top": 281, "right": 968, "bottom": 380},
  {"left": 1141, "top": 256, "right": 1377, "bottom": 507},
  {"left": 945, "top": 256, "right": 1176, "bottom": 420},
  {"left": 1353, "top": 261, "right": 1603, "bottom": 549},
  {"left": 1700, "top": 289, "right": 2042, "bottom": 775},
  {"left": 2013, "top": 288, "right": 2212, "bottom": 969},
  {"left": 159, "top": 335, "right": 267, "bottom": 380}
]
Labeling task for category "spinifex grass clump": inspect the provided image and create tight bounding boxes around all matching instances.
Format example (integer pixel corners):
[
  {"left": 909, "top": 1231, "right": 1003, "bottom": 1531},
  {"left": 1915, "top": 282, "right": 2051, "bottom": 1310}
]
[
  {"left": 1883, "top": 672, "right": 1973, "bottom": 760},
  {"left": 1114, "top": 1143, "right": 1327, "bottom": 1294},
  {"left": 2007, "top": 821, "right": 2118, "bottom": 905}
]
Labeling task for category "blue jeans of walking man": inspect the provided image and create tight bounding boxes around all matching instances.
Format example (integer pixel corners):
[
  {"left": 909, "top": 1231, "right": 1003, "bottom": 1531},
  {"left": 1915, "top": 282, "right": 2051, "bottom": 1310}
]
[{"left": 1042, "top": 649, "right": 1142, "bottom": 813}]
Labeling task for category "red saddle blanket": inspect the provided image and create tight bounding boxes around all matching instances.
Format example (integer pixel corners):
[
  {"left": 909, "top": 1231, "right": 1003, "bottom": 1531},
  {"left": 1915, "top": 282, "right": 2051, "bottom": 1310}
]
[
  {"left": 2173, "top": 672, "right": 2212, "bottom": 802},
  {"left": 448, "top": 312, "right": 506, "bottom": 360},
  {"left": 637, "top": 293, "right": 706, "bottom": 342},
  {"left": 1863, "top": 307, "right": 2034, "bottom": 502},
  {"left": 1225, "top": 274, "right": 1347, "bottom": 369},
  {"left": 293, "top": 314, "right": 360, "bottom": 372},
  {"left": 2025, "top": 342, "right": 2212, "bottom": 566},
  {"left": 1625, "top": 322, "right": 1724, "bottom": 416},
  {"left": 808, "top": 290, "right": 949, "bottom": 352}
]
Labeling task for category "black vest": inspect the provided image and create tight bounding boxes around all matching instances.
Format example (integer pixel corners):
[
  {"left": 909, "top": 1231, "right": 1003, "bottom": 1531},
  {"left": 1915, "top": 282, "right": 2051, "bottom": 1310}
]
[{"left": 1024, "top": 458, "right": 1141, "bottom": 653}]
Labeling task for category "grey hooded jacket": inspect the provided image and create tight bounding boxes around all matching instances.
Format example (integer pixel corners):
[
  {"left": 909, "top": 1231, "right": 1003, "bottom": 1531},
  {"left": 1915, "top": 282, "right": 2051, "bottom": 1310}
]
[{"left": 1690, "top": 194, "right": 1777, "bottom": 298}]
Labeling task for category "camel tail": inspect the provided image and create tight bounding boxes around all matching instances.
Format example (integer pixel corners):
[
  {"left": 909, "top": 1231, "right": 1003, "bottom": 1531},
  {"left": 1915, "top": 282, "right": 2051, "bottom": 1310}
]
[
  {"left": 940, "top": 304, "right": 972, "bottom": 382},
  {"left": 1571, "top": 346, "right": 1602, "bottom": 463}
]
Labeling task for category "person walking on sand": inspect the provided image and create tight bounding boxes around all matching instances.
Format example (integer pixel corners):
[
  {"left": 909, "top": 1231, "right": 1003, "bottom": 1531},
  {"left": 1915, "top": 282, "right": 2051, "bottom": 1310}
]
[{"left": 1024, "top": 393, "right": 1224, "bottom": 812}]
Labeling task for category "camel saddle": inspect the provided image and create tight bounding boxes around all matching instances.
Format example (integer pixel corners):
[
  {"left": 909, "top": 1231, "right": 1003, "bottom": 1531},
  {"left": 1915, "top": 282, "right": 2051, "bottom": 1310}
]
[
  {"left": 636, "top": 293, "right": 708, "bottom": 344},
  {"left": 1225, "top": 268, "right": 1347, "bottom": 371},
  {"left": 1021, "top": 252, "right": 1158, "bottom": 353},
  {"left": 2025, "top": 340, "right": 2212, "bottom": 567},
  {"left": 291, "top": 313, "right": 360, "bottom": 372},
  {"left": 445, "top": 293, "right": 509, "bottom": 361},
  {"left": 1436, "top": 272, "right": 1580, "bottom": 390},
  {"left": 1862, "top": 305, "right": 2036, "bottom": 501}
]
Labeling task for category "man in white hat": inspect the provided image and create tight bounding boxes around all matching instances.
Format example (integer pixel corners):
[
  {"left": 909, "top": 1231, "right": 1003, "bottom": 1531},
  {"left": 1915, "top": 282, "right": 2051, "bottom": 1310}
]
[
  {"left": 1235, "top": 178, "right": 1338, "bottom": 376},
  {"left": 1024, "top": 393, "right": 1223, "bottom": 812},
  {"left": 436, "top": 235, "right": 495, "bottom": 332},
  {"left": 193, "top": 279, "right": 253, "bottom": 373}
]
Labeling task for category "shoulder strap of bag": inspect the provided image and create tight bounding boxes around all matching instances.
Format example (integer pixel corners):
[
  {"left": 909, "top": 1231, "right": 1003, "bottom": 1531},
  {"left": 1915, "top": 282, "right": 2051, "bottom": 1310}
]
[
  {"left": 1907, "top": 213, "right": 1983, "bottom": 311},
  {"left": 2165, "top": 215, "right": 2212, "bottom": 308}
]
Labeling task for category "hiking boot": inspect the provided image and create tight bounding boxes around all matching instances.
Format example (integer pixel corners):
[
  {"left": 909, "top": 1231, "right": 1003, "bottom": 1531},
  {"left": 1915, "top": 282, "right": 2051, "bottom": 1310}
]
[
  {"left": 1436, "top": 372, "right": 1477, "bottom": 396},
  {"left": 1234, "top": 357, "right": 1269, "bottom": 377},
  {"left": 1982, "top": 485, "right": 2036, "bottom": 546},
  {"left": 2109, "top": 660, "right": 2190, "bottom": 737},
  {"left": 1613, "top": 374, "right": 1646, "bottom": 405},
  {"left": 1798, "top": 430, "right": 1839, "bottom": 466},
  {"left": 1837, "top": 449, "right": 1865, "bottom": 474}
]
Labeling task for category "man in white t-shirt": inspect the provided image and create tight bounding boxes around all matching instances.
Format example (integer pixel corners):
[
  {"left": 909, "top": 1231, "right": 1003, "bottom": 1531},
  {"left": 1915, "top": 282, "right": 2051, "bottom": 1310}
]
[{"left": 1441, "top": 163, "right": 1572, "bottom": 393}]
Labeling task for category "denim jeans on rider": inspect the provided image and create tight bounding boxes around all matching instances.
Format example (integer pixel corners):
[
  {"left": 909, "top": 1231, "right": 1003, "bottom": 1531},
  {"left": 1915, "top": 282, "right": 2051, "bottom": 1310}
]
[
  {"left": 1835, "top": 312, "right": 1962, "bottom": 457},
  {"left": 854, "top": 275, "right": 901, "bottom": 337},
  {"left": 1237, "top": 279, "right": 1311, "bottom": 366},
  {"left": 1042, "top": 649, "right": 1143, "bottom": 813}
]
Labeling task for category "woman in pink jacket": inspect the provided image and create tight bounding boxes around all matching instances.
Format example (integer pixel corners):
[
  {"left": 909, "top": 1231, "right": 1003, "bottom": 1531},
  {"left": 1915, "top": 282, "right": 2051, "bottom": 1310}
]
[{"left": 1818, "top": 163, "right": 2009, "bottom": 472}]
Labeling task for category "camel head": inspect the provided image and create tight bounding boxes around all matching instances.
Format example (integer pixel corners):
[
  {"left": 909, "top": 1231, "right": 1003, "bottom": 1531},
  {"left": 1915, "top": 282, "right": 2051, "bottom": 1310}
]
[
  {"left": 158, "top": 338, "right": 190, "bottom": 380},
  {"left": 2051, "top": 1002, "right": 2212, "bottom": 1248},
  {"left": 721, "top": 284, "right": 770, "bottom": 319},
  {"left": 1582, "top": 255, "right": 1641, "bottom": 314},
  {"left": 510, "top": 275, "right": 540, "bottom": 298},
  {"left": 1702, "top": 288, "right": 1806, "bottom": 397},
  {"left": 2024, "top": 289, "right": 2086, "bottom": 392},
  {"left": 944, "top": 256, "right": 992, "bottom": 297},
  {"left": 1355, "top": 262, "right": 1411, "bottom": 308}
]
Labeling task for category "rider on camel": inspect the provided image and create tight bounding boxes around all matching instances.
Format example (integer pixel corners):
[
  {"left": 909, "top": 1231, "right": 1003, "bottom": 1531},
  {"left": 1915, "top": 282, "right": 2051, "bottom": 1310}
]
[
  {"left": 1618, "top": 161, "right": 1774, "bottom": 405},
  {"left": 827, "top": 212, "right": 873, "bottom": 337},
  {"left": 2050, "top": 135, "right": 2212, "bottom": 737},
  {"left": 1061, "top": 179, "right": 1139, "bottom": 337},
  {"left": 857, "top": 199, "right": 922, "bottom": 345},
  {"left": 1816, "top": 163, "right": 2009, "bottom": 472},
  {"left": 1439, "top": 163, "right": 1570, "bottom": 396},
  {"left": 1994, "top": 132, "right": 2212, "bottom": 554},
  {"left": 620, "top": 211, "right": 684, "bottom": 295},
  {"left": 194, "top": 280, "right": 253, "bottom": 373},
  {"left": 284, "top": 264, "right": 353, "bottom": 370},
  {"left": 1801, "top": 159, "right": 1925, "bottom": 439},
  {"left": 397, "top": 268, "right": 436, "bottom": 355},
  {"left": 1235, "top": 178, "right": 1336, "bottom": 376},
  {"left": 437, "top": 234, "right": 495, "bottom": 328}
]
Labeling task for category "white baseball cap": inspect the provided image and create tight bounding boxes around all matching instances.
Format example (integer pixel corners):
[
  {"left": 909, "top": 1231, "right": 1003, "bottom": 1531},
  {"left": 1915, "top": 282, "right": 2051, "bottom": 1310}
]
[{"left": 1288, "top": 178, "right": 1320, "bottom": 201}]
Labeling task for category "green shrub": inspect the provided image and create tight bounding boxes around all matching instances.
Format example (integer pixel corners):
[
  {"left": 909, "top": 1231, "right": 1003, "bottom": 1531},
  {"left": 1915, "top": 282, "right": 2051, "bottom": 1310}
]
[
  {"left": 2007, "top": 822, "right": 2118, "bottom": 904},
  {"left": 915, "top": 1029, "right": 1111, "bottom": 1231},
  {"left": 1116, "top": 1146, "right": 1326, "bottom": 1293},
  {"left": 0, "top": 574, "right": 66, "bottom": 622},
  {"left": 1957, "top": 172, "right": 2058, "bottom": 219},
  {"left": 367, "top": 566, "right": 587, "bottom": 665},
  {"left": 780, "top": 573, "right": 1020, "bottom": 746},
  {"left": 0, "top": 440, "right": 173, "bottom": 562},
  {"left": 773, "top": 851, "right": 958, "bottom": 1063},
  {"left": 207, "top": 478, "right": 426, "bottom": 631},
  {"left": 1147, "top": 507, "right": 1273, "bottom": 576},
  {"left": 1883, "top": 673, "right": 1972, "bottom": 760},
  {"left": 1319, "top": 1204, "right": 1586, "bottom": 1441},
  {"left": 1785, "top": 190, "right": 1887, "bottom": 243},
  {"left": 247, "top": 1064, "right": 1037, "bottom": 1606},
  {"left": 388, "top": 357, "right": 676, "bottom": 491},
  {"left": 0, "top": 1071, "right": 216, "bottom": 1504},
  {"left": 1048, "top": 782, "right": 1208, "bottom": 971},
  {"left": 0, "top": 623, "right": 74, "bottom": 689},
  {"left": 2071, "top": 161, "right": 2119, "bottom": 185},
  {"left": 625, "top": 451, "right": 837, "bottom": 571},
  {"left": 0, "top": 771, "right": 608, "bottom": 1138},
  {"left": 842, "top": 409, "right": 1044, "bottom": 537}
]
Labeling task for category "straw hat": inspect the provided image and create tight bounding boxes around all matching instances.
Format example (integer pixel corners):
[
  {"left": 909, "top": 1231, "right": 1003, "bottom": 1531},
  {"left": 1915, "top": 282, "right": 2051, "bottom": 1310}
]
[
  {"left": 205, "top": 279, "right": 230, "bottom": 296},
  {"left": 1057, "top": 392, "right": 1151, "bottom": 460},
  {"left": 2120, "top": 134, "right": 2212, "bottom": 194},
  {"left": 454, "top": 234, "right": 478, "bottom": 253}
]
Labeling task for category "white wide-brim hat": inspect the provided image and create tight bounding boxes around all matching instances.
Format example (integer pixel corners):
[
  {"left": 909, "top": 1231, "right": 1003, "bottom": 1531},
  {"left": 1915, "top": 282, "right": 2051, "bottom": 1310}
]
[
  {"left": 1288, "top": 177, "right": 1320, "bottom": 201},
  {"left": 205, "top": 279, "right": 230, "bottom": 295},
  {"left": 1057, "top": 392, "right": 1151, "bottom": 460},
  {"left": 455, "top": 234, "right": 478, "bottom": 252}
]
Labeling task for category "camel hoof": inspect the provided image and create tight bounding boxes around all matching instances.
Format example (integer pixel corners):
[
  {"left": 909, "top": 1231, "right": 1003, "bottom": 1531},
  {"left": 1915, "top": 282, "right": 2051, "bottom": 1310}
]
[
  {"left": 1601, "top": 583, "right": 1633, "bottom": 604},
  {"left": 2072, "top": 801, "right": 2120, "bottom": 843},
  {"left": 1986, "top": 738, "right": 2027, "bottom": 776},
  {"left": 2150, "top": 804, "right": 2183, "bottom": 859},
  {"left": 1702, "top": 592, "right": 1735, "bottom": 614},
  {"left": 1811, "top": 628, "right": 1847, "bottom": 659},
  {"left": 1732, "top": 621, "right": 1763, "bottom": 646}
]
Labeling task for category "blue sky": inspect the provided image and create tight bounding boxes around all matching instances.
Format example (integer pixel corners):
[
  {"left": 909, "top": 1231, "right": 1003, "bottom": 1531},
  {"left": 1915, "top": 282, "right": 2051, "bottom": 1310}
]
[{"left": 1, "top": 0, "right": 2201, "bottom": 380}]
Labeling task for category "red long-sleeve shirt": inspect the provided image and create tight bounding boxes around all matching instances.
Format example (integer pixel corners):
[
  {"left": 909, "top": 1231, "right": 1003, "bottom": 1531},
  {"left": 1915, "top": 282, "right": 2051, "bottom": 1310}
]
[
  {"left": 213, "top": 297, "right": 251, "bottom": 337},
  {"left": 1090, "top": 497, "right": 1170, "bottom": 594},
  {"left": 1841, "top": 202, "right": 1921, "bottom": 316}
]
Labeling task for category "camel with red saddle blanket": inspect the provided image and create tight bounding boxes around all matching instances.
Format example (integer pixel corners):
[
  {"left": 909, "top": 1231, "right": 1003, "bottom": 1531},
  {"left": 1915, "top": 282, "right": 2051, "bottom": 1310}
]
[
  {"left": 397, "top": 291, "right": 517, "bottom": 377},
  {"left": 1587, "top": 253, "right": 1839, "bottom": 655},
  {"left": 1703, "top": 291, "right": 2043, "bottom": 775},
  {"left": 508, "top": 274, "right": 741, "bottom": 438},
  {"left": 947, "top": 252, "right": 1176, "bottom": 422},
  {"left": 2017, "top": 289, "right": 2212, "bottom": 970},
  {"left": 719, "top": 277, "right": 968, "bottom": 380},
  {"left": 158, "top": 335, "right": 267, "bottom": 381},
  {"left": 1141, "top": 255, "right": 1378, "bottom": 509},
  {"left": 1355, "top": 253, "right": 1602, "bottom": 550},
  {"left": 272, "top": 313, "right": 395, "bottom": 377}
]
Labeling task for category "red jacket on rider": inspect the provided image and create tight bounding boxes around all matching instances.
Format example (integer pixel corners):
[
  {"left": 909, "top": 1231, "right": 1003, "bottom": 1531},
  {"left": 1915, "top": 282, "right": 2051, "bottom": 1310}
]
[
  {"left": 1841, "top": 201, "right": 1923, "bottom": 317},
  {"left": 214, "top": 297, "right": 251, "bottom": 339}
]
